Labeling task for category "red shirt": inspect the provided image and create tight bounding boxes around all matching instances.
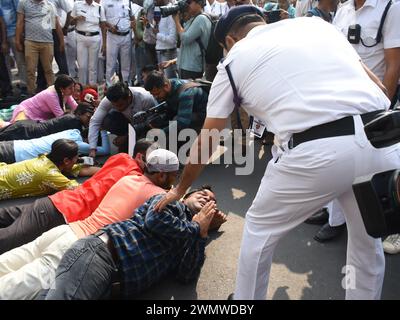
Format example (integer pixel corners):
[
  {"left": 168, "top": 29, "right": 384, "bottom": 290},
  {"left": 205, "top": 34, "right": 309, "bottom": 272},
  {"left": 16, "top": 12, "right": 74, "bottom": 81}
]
[{"left": 49, "top": 153, "right": 142, "bottom": 223}]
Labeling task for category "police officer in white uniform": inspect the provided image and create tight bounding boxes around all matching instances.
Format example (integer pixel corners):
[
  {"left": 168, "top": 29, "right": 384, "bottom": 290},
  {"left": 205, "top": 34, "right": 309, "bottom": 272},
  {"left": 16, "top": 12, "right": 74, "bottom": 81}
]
[
  {"left": 295, "top": 0, "right": 317, "bottom": 16},
  {"left": 314, "top": 0, "right": 400, "bottom": 242},
  {"left": 101, "top": 0, "right": 133, "bottom": 86},
  {"left": 71, "top": 0, "right": 107, "bottom": 85},
  {"left": 63, "top": 0, "right": 78, "bottom": 79},
  {"left": 154, "top": 6, "right": 400, "bottom": 300}
]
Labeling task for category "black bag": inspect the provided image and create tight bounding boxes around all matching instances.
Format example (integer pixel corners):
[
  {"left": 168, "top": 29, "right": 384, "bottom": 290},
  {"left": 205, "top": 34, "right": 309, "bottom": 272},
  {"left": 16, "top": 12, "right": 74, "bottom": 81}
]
[{"left": 196, "top": 13, "right": 223, "bottom": 65}]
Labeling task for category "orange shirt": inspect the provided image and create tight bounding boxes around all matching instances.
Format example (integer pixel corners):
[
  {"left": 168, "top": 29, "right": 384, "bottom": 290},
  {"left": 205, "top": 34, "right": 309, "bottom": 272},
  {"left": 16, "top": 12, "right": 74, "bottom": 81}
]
[
  {"left": 49, "top": 153, "right": 142, "bottom": 223},
  {"left": 69, "top": 174, "right": 165, "bottom": 239}
]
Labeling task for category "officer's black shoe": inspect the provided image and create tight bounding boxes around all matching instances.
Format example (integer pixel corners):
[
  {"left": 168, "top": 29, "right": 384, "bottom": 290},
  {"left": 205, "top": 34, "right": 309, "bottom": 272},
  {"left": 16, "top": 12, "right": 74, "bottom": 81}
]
[
  {"left": 314, "top": 222, "right": 346, "bottom": 243},
  {"left": 227, "top": 293, "right": 235, "bottom": 300},
  {"left": 304, "top": 208, "right": 329, "bottom": 225}
]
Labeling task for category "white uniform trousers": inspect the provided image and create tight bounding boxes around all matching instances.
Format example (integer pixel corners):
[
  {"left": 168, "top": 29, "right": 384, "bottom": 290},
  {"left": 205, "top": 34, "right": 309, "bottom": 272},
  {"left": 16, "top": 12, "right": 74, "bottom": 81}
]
[
  {"left": 0, "top": 225, "right": 77, "bottom": 300},
  {"left": 326, "top": 199, "right": 346, "bottom": 227},
  {"left": 65, "top": 31, "right": 77, "bottom": 78},
  {"left": 76, "top": 33, "right": 100, "bottom": 85},
  {"left": 106, "top": 32, "right": 132, "bottom": 87},
  {"left": 234, "top": 115, "right": 400, "bottom": 300}
]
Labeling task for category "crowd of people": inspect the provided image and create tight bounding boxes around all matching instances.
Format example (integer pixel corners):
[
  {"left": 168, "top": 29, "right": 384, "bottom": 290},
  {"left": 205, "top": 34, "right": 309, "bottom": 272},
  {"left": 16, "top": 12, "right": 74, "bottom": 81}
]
[{"left": 0, "top": 0, "right": 399, "bottom": 300}]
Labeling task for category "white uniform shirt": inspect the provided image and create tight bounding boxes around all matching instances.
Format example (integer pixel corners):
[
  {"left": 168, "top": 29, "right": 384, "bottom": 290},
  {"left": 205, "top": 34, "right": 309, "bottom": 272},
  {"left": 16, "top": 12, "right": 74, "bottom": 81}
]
[
  {"left": 204, "top": 0, "right": 229, "bottom": 16},
  {"left": 333, "top": 0, "right": 400, "bottom": 81},
  {"left": 206, "top": 18, "right": 390, "bottom": 145},
  {"left": 72, "top": 0, "right": 106, "bottom": 33},
  {"left": 295, "top": 0, "right": 317, "bottom": 17},
  {"left": 100, "top": 0, "right": 132, "bottom": 32}
]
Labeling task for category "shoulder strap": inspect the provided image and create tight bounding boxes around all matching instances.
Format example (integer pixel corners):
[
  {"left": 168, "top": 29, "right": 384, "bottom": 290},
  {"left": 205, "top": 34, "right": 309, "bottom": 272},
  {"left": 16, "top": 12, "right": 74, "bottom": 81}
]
[
  {"left": 376, "top": 0, "right": 392, "bottom": 44},
  {"left": 224, "top": 63, "right": 245, "bottom": 134}
]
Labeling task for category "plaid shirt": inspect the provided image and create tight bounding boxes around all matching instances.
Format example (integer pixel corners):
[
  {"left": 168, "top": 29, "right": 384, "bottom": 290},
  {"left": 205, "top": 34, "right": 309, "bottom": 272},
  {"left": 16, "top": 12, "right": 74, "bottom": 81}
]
[
  {"left": 164, "top": 79, "right": 208, "bottom": 133},
  {"left": 103, "top": 194, "right": 207, "bottom": 298}
]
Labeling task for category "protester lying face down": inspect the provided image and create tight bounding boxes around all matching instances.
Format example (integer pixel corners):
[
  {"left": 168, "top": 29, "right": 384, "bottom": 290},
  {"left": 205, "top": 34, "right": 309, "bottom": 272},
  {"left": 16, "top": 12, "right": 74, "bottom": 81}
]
[{"left": 0, "top": 102, "right": 95, "bottom": 142}]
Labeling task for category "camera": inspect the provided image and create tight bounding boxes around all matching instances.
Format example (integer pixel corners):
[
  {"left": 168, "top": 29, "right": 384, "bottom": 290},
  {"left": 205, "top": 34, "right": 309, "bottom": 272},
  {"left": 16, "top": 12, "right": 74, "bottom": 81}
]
[
  {"left": 347, "top": 24, "right": 361, "bottom": 44},
  {"left": 352, "top": 109, "right": 400, "bottom": 238},
  {"left": 160, "top": 0, "right": 188, "bottom": 17},
  {"left": 84, "top": 93, "right": 95, "bottom": 103},
  {"left": 264, "top": 10, "right": 281, "bottom": 24},
  {"left": 132, "top": 101, "right": 169, "bottom": 136}
]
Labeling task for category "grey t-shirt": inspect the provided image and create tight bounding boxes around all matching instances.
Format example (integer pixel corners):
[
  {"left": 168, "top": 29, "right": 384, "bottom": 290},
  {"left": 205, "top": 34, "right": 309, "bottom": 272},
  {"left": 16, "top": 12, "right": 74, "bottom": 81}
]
[{"left": 17, "top": 0, "right": 56, "bottom": 43}]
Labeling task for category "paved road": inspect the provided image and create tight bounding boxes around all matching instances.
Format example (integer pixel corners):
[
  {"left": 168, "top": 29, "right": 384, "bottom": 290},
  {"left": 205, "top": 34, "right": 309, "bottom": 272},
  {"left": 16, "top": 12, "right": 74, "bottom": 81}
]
[{"left": 1, "top": 140, "right": 399, "bottom": 299}]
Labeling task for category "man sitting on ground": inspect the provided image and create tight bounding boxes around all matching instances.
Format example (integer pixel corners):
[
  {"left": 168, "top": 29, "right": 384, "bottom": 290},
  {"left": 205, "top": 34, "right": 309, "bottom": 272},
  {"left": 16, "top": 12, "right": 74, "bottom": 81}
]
[{"left": 42, "top": 186, "right": 227, "bottom": 300}]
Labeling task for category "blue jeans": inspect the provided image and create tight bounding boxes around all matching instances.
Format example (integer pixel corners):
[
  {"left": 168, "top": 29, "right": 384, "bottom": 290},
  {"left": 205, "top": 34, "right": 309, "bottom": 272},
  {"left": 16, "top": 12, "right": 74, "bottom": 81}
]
[{"left": 44, "top": 235, "right": 118, "bottom": 300}]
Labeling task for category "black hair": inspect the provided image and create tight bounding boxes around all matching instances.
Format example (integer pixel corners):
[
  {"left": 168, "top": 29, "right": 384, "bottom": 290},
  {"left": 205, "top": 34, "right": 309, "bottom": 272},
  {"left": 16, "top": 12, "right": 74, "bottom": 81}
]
[
  {"left": 228, "top": 14, "right": 265, "bottom": 40},
  {"left": 141, "top": 64, "right": 158, "bottom": 75},
  {"left": 74, "top": 102, "right": 95, "bottom": 116},
  {"left": 54, "top": 74, "right": 75, "bottom": 111},
  {"left": 75, "top": 82, "right": 83, "bottom": 92},
  {"left": 183, "top": 184, "right": 214, "bottom": 199},
  {"left": 106, "top": 82, "right": 131, "bottom": 102},
  {"left": 144, "top": 71, "right": 167, "bottom": 92},
  {"left": 46, "top": 139, "right": 79, "bottom": 166},
  {"left": 133, "top": 138, "right": 159, "bottom": 160}
]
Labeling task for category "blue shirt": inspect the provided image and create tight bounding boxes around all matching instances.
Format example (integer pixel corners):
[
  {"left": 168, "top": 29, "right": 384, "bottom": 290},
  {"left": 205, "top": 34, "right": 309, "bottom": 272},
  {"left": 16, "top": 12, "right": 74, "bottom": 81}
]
[
  {"left": 14, "top": 129, "right": 110, "bottom": 162},
  {"left": 263, "top": 3, "right": 296, "bottom": 18},
  {"left": 103, "top": 194, "right": 207, "bottom": 298},
  {"left": 0, "top": 0, "right": 19, "bottom": 37}
]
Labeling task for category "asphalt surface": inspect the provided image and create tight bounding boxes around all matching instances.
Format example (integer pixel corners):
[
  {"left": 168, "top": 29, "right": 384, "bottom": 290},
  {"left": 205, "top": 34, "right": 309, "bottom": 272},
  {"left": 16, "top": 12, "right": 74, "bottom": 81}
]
[{"left": 1, "top": 139, "right": 399, "bottom": 300}]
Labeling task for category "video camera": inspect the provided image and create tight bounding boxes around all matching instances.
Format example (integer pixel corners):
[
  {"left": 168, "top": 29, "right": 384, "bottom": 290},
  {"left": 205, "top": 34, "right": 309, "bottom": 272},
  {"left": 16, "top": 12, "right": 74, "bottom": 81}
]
[
  {"left": 353, "top": 109, "right": 400, "bottom": 238},
  {"left": 160, "top": 0, "right": 188, "bottom": 18},
  {"left": 263, "top": 10, "right": 281, "bottom": 24},
  {"left": 132, "top": 101, "right": 169, "bottom": 136}
]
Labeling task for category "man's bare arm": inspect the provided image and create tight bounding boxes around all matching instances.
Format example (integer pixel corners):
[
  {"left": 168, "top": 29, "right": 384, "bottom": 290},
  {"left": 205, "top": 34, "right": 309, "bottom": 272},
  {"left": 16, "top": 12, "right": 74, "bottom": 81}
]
[{"left": 383, "top": 47, "right": 400, "bottom": 101}]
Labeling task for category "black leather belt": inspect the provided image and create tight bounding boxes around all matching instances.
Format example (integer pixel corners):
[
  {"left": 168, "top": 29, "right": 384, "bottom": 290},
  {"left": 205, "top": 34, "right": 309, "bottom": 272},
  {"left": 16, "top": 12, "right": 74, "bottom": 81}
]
[
  {"left": 110, "top": 30, "right": 130, "bottom": 36},
  {"left": 288, "top": 109, "right": 385, "bottom": 149},
  {"left": 67, "top": 26, "right": 75, "bottom": 33},
  {"left": 76, "top": 30, "right": 100, "bottom": 36},
  {"left": 157, "top": 48, "right": 177, "bottom": 53}
]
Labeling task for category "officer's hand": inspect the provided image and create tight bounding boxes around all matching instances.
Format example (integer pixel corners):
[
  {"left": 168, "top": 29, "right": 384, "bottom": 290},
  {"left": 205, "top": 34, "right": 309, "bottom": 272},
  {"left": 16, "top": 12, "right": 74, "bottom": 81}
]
[
  {"left": 59, "top": 43, "right": 65, "bottom": 53},
  {"left": 154, "top": 186, "right": 186, "bottom": 212},
  {"left": 89, "top": 149, "right": 97, "bottom": 158}
]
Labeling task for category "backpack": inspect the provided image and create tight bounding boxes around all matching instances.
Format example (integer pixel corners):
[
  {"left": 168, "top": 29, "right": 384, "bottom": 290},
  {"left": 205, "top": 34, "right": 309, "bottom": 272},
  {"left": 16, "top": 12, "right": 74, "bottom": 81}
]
[{"left": 196, "top": 13, "right": 224, "bottom": 65}]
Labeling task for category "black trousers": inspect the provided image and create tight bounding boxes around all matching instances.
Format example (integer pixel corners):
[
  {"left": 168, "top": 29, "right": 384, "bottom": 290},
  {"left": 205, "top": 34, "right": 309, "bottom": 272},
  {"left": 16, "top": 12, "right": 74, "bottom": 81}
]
[
  {"left": 102, "top": 111, "right": 130, "bottom": 136},
  {"left": 0, "top": 197, "right": 66, "bottom": 254},
  {"left": 0, "top": 141, "right": 16, "bottom": 163},
  {"left": 179, "top": 69, "right": 203, "bottom": 80},
  {"left": 0, "top": 51, "right": 12, "bottom": 96}
]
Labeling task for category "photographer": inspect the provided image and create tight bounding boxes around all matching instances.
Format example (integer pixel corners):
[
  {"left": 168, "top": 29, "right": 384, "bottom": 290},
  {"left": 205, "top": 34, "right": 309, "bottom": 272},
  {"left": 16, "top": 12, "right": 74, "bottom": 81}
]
[
  {"left": 88, "top": 82, "right": 157, "bottom": 157},
  {"left": 153, "top": 0, "right": 178, "bottom": 78},
  {"left": 172, "top": 0, "right": 211, "bottom": 79},
  {"left": 144, "top": 70, "right": 208, "bottom": 135},
  {"left": 264, "top": 0, "right": 296, "bottom": 21}
]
